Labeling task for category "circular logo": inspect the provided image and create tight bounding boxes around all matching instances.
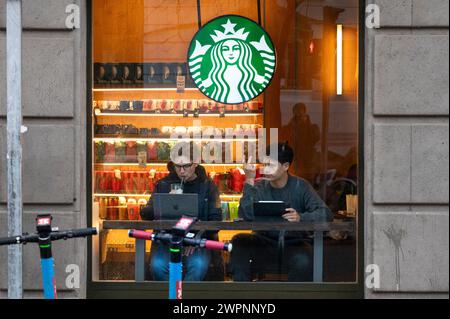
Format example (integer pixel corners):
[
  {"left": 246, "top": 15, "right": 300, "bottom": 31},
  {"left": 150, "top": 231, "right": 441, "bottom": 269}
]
[{"left": 188, "top": 15, "right": 276, "bottom": 105}]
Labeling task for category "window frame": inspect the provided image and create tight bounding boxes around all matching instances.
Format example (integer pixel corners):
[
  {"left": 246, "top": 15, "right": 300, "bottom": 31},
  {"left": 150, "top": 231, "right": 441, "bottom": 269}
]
[{"left": 86, "top": 0, "right": 366, "bottom": 299}]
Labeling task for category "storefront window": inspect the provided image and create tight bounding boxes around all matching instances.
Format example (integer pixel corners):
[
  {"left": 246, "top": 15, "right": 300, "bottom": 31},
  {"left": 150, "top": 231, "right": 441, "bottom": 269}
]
[{"left": 91, "top": 0, "right": 359, "bottom": 284}]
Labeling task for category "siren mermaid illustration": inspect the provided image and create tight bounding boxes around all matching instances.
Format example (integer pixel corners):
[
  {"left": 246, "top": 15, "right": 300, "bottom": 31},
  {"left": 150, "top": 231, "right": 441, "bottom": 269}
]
[{"left": 189, "top": 18, "right": 276, "bottom": 104}]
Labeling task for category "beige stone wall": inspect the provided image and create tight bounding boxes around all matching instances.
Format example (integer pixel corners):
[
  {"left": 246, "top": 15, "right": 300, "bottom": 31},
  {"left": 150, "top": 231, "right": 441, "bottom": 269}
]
[
  {"left": 365, "top": 0, "right": 449, "bottom": 298},
  {"left": 0, "top": 0, "right": 87, "bottom": 298}
]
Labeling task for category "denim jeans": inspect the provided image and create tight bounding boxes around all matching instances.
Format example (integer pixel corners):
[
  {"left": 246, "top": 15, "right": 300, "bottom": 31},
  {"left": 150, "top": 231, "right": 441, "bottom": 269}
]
[{"left": 150, "top": 242, "right": 211, "bottom": 281}]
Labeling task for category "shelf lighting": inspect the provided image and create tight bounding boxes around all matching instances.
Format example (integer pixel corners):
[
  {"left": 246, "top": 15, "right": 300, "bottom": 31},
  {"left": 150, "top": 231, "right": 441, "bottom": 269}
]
[
  {"left": 94, "top": 193, "right": 242, "bottom": 199},
  {"left": 93, "top": 88, "right": 199, "bottom": 92},
  {"left": 93, "top": 137, "right": 259, "bottom": 143},
  {"left": 336, "top": 24, "right": 343, "bottom": 96},
  {"left": 95, "top": 112, "right": 262, "bottom": 117},
  {"left": 94, "top": 163, "right": 248, "bottom": 167}
]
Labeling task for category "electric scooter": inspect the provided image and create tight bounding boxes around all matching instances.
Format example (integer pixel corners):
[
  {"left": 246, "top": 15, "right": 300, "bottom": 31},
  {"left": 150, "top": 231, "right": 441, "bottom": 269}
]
[
  {"left": 0, "top": 214, "right": 97, "bottom": 299},
  {"left": 128, "top": 215, "right": 232, "bottom": 299}
]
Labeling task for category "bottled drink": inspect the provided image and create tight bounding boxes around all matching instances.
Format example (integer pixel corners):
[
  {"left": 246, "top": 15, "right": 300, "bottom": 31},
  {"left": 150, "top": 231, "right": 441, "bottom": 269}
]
[
  {"left": 99, "top": 197, "right": 108, "bottom": 220},
  {"left": 107, "top": 197, "right": 119, "bottom": 220},
  {"left": 118, "top": 197, "right": 128, "bottom": 220}
]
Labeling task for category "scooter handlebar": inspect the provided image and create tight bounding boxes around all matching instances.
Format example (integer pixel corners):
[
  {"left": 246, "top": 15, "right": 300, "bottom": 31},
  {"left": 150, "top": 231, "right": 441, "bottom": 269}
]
[
  {"left": 0, "top": 228, "right": 98, "bottom": 246},
  {"left": 51, "top": 228, "right": 98, "bottom": 240},
  {"left": 204, "top": 240, "right": 232, "bottom": 252},
  {"left": 128, "top": 230, "right": 232, "bottom": 252},
  {"left": 128, "top": 229, "right": 154, "bottom": 241},
  {"left": 0, "top": 236, "right": 22, "bottom": 246}
]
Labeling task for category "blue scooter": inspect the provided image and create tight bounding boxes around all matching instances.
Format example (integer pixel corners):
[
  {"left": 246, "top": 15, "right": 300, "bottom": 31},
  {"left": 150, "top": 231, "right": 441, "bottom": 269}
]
[
  {"left": 128, "top": 216, "right": 232, "bottom": 299},
  {"left": 0, "top": 214, "right": 97, "bottom": 299}
]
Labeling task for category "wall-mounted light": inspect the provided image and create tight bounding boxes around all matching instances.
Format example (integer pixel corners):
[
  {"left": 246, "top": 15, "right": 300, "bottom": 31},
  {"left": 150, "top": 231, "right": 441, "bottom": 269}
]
[{"left": 336, "top": 24, "right": 343, "bottom": 95}]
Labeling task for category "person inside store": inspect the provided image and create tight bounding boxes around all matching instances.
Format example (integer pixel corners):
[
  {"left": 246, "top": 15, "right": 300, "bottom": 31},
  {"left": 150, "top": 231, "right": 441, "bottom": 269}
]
[
  {"left": 282, "top": 103, "right": 321, "bottom": 184},
  {"left": 230, "top": 142, "right": 333, "bottom": 282},
  {"left": 140, "top": 142, "right": 222, "bottom": 281}
]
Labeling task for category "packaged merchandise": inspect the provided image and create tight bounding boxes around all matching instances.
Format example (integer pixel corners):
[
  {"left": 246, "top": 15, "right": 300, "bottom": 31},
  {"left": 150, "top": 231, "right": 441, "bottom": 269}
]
[
  {"left": 221, "top": 202, "right": 230, "bottom": 221},
  {"left": 99, "top": 197, "right": 108, "bottom": 219},
  {"left": 143, "top": 100, "right": 154, "bottom": 111},
  {"left": 119, "top": 63, "right": 135, "bottom": 85},
  {"left": 122, "top": 172, "right": 133, "bottom": 193},
  {"left": 125, "top": 141, "right": 137, "bottom": 162},
  {"left": 115, "top": 141, "right": 126, "bottom": 162},
  {"left": 107, "top": 197, "right": 119, "bottom": 220},
  {"left": 137, "top": 172, "right": 148, "bottom": 193},
  {"left": 105, "top": 142, "right": 115, "bottom": 162},
  {"left": 147, "top": 141, "right": 158, "bottom": 160},
  {"left": 94, "top": 171, "right": 103, "bottom": 192},
  {"left": 118, "top": 197, "right": 128, "bottom": 220},
  {"left": 228, "top": 202, "right": 240, "bottom": 221},
  {"left": 143, "top": 63, "right": 160, "bottom": 84},
  {"left": 94, "top": 63, "right": 108, "bottom": 85},
  {"left": 131, "top": 172, "right": 139, "bottom": 193},
  {"left": 134, "top": 63, "right": 144, "bottom": 85},
  {"left": 95, "top": 141, "right": 106, "bottom": 162},
  {"left": 105, "top": 63, "right": 120, "bottom": 85},
  {"left": 127, "top": 198, "right": 140, "bottom": 220},
  {"left": 133, "top": 100, "right": 144, "bottom": 112},
  {"left": 229, "top": 169, "right": 246, "bottom": 193},
  {"left": 162, "top": 64, "right": 175, "bottom": 84},
  {"left": 111, "top": 171, "right": 121, "bottom": 192},
  {"left": 137, "top": 141, "right": 147, "bottom": 154},
  {"left": 119, "top": 101, "right": 130, "bottom": 112}
]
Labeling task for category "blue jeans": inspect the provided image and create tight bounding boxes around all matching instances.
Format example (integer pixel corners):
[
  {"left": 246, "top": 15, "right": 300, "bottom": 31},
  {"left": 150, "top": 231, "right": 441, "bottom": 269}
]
[{"left": 150, "top": 242, "right": 211, "bottom": 281}]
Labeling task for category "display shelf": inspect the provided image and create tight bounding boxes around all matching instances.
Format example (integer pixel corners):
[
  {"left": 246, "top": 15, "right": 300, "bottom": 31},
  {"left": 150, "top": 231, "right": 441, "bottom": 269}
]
[
  {"left": 94, "top": 162, "right": 251, "bottom": 167},
  {"left": 93, "top": 136, "right": 259, "bottom": 142},
  {"left": 94, "top": 111, "right": 263, "bottom": 117},
  {"left": 93, "top": 88, "right": 199, "bottom": 92},
  {"left": 94, "top": 193, "right": 243, "bottom": 199}
]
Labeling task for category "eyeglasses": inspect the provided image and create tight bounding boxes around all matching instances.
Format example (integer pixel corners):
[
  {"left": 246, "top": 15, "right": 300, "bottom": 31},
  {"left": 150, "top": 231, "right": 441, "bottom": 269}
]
[{"left": 174, "top": 163, "right": 194, "bottom": 170}]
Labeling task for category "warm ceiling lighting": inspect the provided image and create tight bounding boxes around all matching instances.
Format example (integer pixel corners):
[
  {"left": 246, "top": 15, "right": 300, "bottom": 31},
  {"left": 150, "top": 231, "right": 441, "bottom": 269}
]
[{"left": 336, "top": 24, "right": 343, "bottom": 95}]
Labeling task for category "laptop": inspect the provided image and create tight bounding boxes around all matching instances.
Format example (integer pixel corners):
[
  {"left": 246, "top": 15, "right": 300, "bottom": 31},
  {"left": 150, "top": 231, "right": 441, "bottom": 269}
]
[
  {"left": 253, "top": 201, "right": 289, "bottom": 221},
  {"left": 152, "top": 193, "right": 199, "bottom": 220}
]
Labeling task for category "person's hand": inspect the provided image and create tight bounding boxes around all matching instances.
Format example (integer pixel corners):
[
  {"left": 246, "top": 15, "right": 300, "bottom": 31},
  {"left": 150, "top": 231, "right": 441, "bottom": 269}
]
[
  {"left": 243, "top": 156, "right": 257, "bottom": 186},
  {"left": 183, "top": 246, "right": 196, "bottom": 257},
  {"left": 282, "top": 208, "right": 301, "bottom": 222}
]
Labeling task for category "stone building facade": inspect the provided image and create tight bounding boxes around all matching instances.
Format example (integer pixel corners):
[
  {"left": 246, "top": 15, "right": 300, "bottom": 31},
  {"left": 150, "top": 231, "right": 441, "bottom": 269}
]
[{"left": 0, "top": 0, "right": 448, "bottom": 298}]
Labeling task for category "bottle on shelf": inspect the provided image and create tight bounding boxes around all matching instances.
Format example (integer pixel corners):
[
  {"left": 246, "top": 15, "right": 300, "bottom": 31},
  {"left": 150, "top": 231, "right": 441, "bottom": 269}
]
[
  {"left": 99, "top": 197, "right": 108, "bottom": 220},
  {"left": 107, "top": 197, "right": 119, "bottom": 220},
  {"left": 118, "top": 196, "right": 128, "bottom": 220}
]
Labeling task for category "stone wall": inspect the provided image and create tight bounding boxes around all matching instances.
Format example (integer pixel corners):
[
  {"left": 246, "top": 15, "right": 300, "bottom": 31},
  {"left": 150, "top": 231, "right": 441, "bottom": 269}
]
[
  {"left": 0, "top": 0, "right": 87, "bottom": 298},
  {"left": 365, "top": 0, "right": 449, "bottom": 298}
]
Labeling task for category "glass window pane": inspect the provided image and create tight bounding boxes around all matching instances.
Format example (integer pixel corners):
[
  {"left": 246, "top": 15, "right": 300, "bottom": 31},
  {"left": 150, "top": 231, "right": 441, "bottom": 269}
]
[{"left": 91, "top": 0, "right": 359, "bottom": 284}]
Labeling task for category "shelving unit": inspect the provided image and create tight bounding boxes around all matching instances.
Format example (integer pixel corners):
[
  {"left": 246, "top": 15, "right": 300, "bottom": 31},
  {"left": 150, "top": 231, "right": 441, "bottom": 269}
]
[
  {"left": 95, "top": 111, "right": 263, "bottom": 117},
  {"left": 94, "top": 137, "right": 259, "bottom": 142},
  {"left": 94, "top": 193, "right": 243, "bottom": 199},
  {"left": 92, "top": 83, "right": 264, "bottom": 223}
]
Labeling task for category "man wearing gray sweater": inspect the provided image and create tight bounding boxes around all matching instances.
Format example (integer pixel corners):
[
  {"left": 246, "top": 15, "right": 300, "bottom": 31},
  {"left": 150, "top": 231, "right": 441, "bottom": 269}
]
[{"left": 231, "top": 143, "right": 332, "bottom": 281}]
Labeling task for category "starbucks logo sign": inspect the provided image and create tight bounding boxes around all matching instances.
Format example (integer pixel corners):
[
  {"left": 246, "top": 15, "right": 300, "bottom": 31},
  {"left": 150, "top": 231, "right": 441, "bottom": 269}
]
[{"left": 188, "top": 15, "right": 276, "bottom": 104}]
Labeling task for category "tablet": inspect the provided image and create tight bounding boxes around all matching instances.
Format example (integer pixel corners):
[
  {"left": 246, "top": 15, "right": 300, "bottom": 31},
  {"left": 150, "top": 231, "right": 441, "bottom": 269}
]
[{"left": 253, "top": 201, "right": 288, "bottom": 221}]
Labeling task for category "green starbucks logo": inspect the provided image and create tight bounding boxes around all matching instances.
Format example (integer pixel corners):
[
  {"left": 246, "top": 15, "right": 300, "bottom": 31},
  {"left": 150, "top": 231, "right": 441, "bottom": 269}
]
[{"left": 188, "top": 15, "right": 276, "bottom": 104}]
